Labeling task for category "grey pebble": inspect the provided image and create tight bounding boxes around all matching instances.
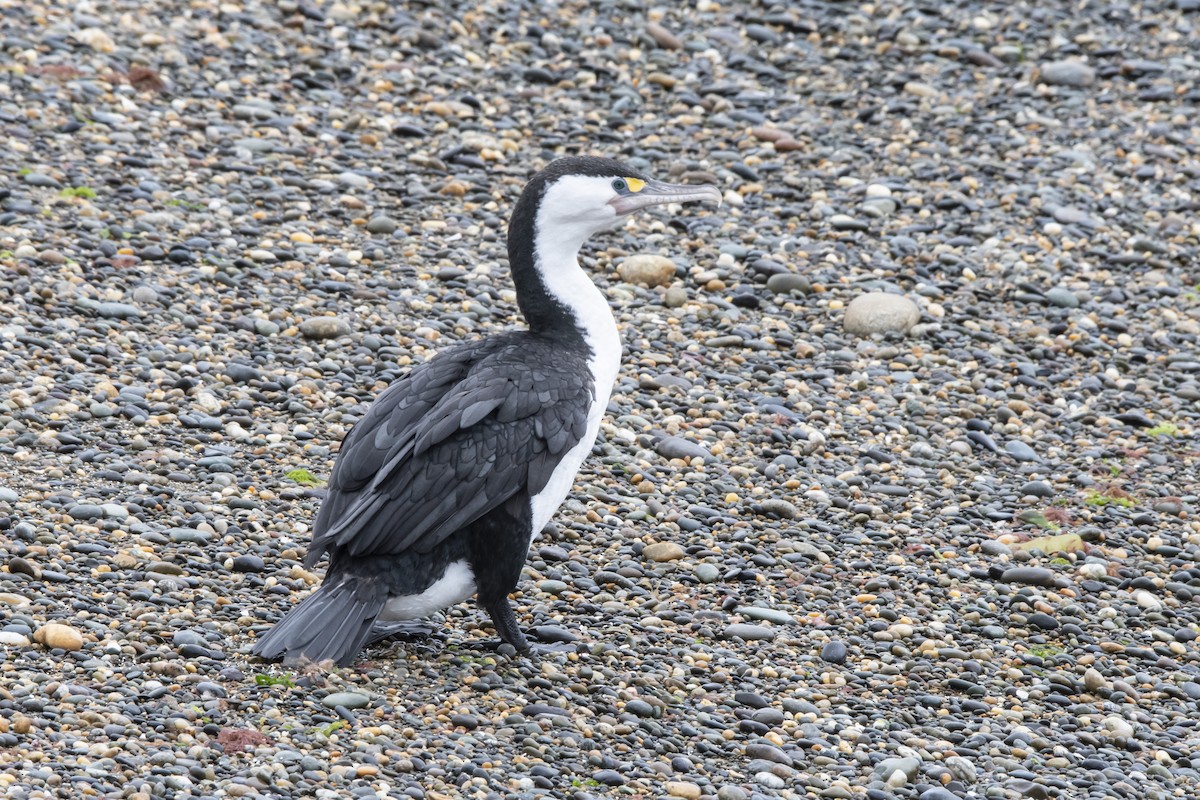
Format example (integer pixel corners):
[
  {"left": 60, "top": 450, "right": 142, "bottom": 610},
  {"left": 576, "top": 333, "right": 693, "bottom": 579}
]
[
  {"left": 1052, "top": 205, "right": 1096, "bottom": 227},
  {"left": 820, "top": 640, "right": 848, "bottom": 664},
  {"left": 337, "top": 171, "right": 370, "bottom": 189},
  {"left": 592, "top": 769, "right": 625, "bottom": 786},
  {"left": 663, "top": 287, "right": 689, "bottom": 307},
  {"left": 759, "top": 498, "right": 797, "bottom": 519},
  {"left": 874, "top": 756, "right": 921, "bottom": 781},
  {"left": 765, "top": 273, "right": 810, "bottom": 294},
  {"left": 1019, "top": 480, "right": 1054, "bottom": 498},
  {"left": 168, "top": 527, "right": 211, "bottom": 544},
  {"left": 1005, "top": 441, "right": 1040, "bottom": 461},
  {"left": 1001, "top": 567, "right": 1058, "bottom": 587},
  {"left": 1045, "top": 287, "right": 1080, "bottom": 308},
  {"left": 367, "top": 216, "right": 398, "bottom": 234},
  {"left": 90, "top": 403, "right": 115, "bottom": 418},
  {"left": 746, "top": 741, "right": 792, "bottom": 766},
  {"left": 919, "top": 789, "right": 963, "bottom": 800},
  {"left": 231, "top": 555, "right": 265, "bottom": 573},
  {"left": 655, "top": 436, "right": 713, "bottom": 462},
  {"left": 722, "top": 624, "right": 775, "bottom": 641},
  {"left": 829, "top": 214, "right": 869, "bottom": 232},
  {"left": 96, "top": 303, "right": 142, "bottom": 319},
  {"left": 321, "top": 692, "right": 370, "bottom": 709},
  {"left": 66, "top": 504, "right": 104, "bottom": 520},
  {"left": 23, "top": 173, "right": 61, "bottom": 187},
  {"left": 625, "top": 699, "right": 655, "bottom": 718},
  {"left": 736, "top": 606, "right": 793, "bottom": 625},
  {"left": 299, "top": 317, "right": 352, "bottom": 339},
  {"left": 1039, "top": 59, "right": 1096, "bottom": 87}
]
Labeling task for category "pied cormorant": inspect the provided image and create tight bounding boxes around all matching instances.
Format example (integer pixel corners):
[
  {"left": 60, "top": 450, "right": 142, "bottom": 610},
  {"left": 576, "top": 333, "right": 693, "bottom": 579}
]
[{"left": 252, "top": 156, "right": 720, "bottom": 665}]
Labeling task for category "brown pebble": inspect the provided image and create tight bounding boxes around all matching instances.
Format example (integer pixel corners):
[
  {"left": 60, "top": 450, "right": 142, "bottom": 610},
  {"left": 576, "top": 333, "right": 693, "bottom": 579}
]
[
  {"left": 750, "top": 126, "right": 790, "bottom": 142},
  {"left": 646, "top": 72, "right": 677, "bottom": 89},
  {"left": 646, "top": 21, "right": 682, "bottom": 50},
  {"left": 127, "top": 65, "right": 167, "bottom": 93}
]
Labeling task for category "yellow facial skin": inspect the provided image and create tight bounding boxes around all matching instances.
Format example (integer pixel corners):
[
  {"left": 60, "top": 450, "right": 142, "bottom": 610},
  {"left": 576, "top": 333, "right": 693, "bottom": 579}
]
[{"left": 624, "top": 177, "right": 645, "bottom": 193}]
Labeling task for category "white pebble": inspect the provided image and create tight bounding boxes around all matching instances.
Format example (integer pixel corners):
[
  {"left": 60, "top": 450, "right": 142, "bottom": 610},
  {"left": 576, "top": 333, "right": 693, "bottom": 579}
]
[{"left": 1134, "top": 590, "right": 1161, "bottom": 610}]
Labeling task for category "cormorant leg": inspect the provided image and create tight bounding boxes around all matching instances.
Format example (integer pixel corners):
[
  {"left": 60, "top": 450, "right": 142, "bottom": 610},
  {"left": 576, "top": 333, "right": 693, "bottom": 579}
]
[{"left": 482, "top": 598, "right": 530, "bottom": 653}]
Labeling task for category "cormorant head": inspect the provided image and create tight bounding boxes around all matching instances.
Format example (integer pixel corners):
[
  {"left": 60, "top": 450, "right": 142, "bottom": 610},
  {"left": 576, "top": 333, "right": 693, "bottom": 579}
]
[{"left": 511, "top": 156, "right": 722, "bottom": 255}]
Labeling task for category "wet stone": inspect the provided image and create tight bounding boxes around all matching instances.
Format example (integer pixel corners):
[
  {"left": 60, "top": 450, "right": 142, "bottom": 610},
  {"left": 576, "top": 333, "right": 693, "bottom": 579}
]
[{"left": 1001, "top": 567, "right": 1058, "bottom": 587}]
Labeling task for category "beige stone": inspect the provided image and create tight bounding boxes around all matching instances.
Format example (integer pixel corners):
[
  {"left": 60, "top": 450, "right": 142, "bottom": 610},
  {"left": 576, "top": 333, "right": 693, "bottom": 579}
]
[
  {"left": 34, "top": 622, "right": 84, "bottom": 651},
  {"left": 618, "top": 255, "right": 676, "bottom": 288},
  {"left": 666, "top": 781, "right": 701, "bottom": 800},
  {"left": 643, "top": 542, "right": 685, "bottom": 562}
]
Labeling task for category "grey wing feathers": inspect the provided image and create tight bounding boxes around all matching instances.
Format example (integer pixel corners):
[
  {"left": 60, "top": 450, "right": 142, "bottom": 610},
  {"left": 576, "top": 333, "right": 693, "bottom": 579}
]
[{"left": 305, "top": 338, "right": 593, "bottom": 565}]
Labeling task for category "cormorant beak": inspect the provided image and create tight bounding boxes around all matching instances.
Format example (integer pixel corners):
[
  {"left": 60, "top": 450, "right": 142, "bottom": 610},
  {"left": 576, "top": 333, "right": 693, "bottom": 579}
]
[{"left": 609, "top": 180, "right": 723, "bottom": 216}]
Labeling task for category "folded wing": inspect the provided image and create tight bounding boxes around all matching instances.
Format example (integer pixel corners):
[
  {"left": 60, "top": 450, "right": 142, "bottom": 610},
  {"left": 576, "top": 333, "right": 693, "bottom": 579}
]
[{"left": 305, "top": 337, "right": 593, "bottom": 567}]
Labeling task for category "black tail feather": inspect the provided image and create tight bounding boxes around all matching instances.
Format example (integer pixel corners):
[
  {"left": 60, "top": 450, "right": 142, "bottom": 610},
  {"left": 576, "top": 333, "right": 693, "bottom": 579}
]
[{"left": 252, "top": 580, "right": 383, "bottom": 666}]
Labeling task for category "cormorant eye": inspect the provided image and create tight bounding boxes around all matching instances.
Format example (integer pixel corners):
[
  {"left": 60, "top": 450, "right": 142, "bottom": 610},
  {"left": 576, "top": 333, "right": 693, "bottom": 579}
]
[{"left": 611, "top": 178, "right": 627, "bottom": 192}]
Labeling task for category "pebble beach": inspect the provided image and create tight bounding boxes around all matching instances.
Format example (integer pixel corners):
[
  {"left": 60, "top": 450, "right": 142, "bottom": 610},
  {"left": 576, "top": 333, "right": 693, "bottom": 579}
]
[{"left": 1, "top": 1, "right": 1199, "bottom": 799}]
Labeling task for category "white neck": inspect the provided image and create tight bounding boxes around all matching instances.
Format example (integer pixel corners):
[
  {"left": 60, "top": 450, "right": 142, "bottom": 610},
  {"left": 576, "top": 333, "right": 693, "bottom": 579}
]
[{"left": 532, "top": 222, "right": 622, "bottom": 393}]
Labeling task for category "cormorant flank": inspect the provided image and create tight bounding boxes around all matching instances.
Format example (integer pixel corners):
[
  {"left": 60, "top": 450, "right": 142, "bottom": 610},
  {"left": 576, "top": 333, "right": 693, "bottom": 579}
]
[{"left": 253, "top": 156, "right": 720, "bottom": 665}]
